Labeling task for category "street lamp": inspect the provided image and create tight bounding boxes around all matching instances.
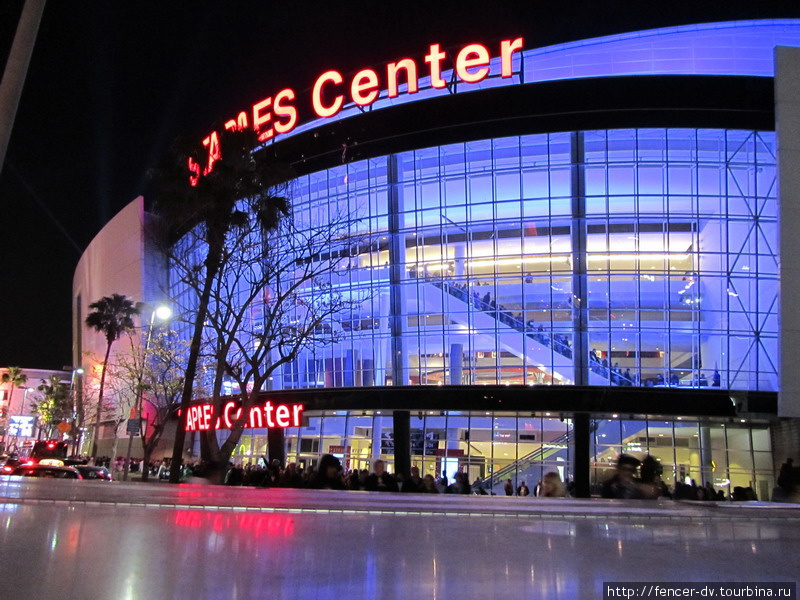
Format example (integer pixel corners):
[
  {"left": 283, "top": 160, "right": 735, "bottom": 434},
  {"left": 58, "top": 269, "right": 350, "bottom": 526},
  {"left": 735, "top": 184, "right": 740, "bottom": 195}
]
[
  {"left": 69, "top": 367, "right": 84, "bottom": 456},
  {"left": 154, "top": 305, "right": 172, "bottom": 321},
  {"left": 122, "top": 304, "right": 172, "bottom": 481}
]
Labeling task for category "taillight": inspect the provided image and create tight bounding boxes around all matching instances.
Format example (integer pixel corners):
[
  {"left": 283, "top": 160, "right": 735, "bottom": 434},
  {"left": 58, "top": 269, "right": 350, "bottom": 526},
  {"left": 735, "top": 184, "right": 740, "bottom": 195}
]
[
  {"left": 2, "top": 467, "right": 12, "bottom": 473},
  {"left": 24, "top": 460, "right": 35, "bottom": 466}
]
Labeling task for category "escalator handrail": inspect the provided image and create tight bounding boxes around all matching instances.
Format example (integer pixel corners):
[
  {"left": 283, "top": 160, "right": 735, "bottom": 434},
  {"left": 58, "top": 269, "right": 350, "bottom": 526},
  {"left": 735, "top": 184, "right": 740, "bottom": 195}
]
[{"left": 430, "top": 278, "right": 633, "bottom": 385}]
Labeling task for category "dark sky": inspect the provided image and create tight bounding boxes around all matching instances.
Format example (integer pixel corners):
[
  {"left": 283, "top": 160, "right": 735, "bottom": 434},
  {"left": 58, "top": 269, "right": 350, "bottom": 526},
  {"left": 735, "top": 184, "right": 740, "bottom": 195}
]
[{"left": 1, "top": 1, "right": 799, "bottom": 370}]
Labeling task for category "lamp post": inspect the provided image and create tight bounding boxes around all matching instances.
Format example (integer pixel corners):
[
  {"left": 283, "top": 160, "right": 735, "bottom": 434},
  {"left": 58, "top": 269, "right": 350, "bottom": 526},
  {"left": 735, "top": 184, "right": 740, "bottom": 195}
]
[
  {"left": 122, "top": 304, "right": 172, "bottom": 481},
  {"left": 69, "top": 368, "right": 83, "bottom": 456}
]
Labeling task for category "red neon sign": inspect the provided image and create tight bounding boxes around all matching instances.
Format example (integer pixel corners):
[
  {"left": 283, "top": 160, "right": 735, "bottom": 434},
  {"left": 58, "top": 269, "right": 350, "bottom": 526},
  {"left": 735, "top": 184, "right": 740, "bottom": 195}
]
[
  {"left": 197, "top": 37, "right": 524, "bottom": 176},
  {"left": 184, "top": 400, "right": 304, "bottom": 432}
]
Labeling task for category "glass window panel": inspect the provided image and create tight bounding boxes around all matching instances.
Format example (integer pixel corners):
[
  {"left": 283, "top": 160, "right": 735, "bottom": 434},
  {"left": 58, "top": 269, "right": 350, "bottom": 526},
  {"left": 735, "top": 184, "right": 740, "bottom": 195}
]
[
  {"left": 751, "top": 428, "right": 770, "bottom": 452},
  {"left": 496, "top": 172, "right": 520, "bottom": 201}
]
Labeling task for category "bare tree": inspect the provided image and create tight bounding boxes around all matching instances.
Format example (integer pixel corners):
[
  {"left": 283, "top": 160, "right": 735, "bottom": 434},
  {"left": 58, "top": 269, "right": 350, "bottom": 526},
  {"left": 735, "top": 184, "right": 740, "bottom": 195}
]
[
  {"left": 169, "top": 193, "right": 368, "bottom": 482},
  {"left": 76, "top": 352, "right": 120, "bottom": 459},
  {"left": 101, "top": 360, "right": 138, "bottom": 467},
  {"left": 113, "top": 330, "right": 186, "bottom": 481},
  {"left": 152, "top": 128, "right": 291, "bottom": 483}
]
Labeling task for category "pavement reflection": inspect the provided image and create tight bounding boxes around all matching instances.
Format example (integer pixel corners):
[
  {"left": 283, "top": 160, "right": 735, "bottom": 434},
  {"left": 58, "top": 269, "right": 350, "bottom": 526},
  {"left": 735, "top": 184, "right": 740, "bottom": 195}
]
[{"left": 0, "top": 480, "right": 796, "bottom": 599}]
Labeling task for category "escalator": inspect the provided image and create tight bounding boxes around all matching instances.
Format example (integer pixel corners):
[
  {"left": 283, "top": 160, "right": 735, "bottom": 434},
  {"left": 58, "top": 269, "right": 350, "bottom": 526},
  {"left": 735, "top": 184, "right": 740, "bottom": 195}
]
[
  {"left": 426, "top": 278, "right": 633, "bottom": 385},
  {"left": 472, "top": 430, "right": 572, "bottom": 494}
]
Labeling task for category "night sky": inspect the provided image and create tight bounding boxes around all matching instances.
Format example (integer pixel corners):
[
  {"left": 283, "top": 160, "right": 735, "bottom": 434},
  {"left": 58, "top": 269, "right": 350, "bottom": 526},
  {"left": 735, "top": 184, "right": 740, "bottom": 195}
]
[{"left": 1, "top": 1, "right": 798, "bottom": 370}]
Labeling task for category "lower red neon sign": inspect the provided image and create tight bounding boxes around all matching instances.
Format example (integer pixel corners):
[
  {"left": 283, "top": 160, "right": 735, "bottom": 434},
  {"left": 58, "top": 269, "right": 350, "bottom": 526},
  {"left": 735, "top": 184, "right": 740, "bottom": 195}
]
[{"left": 184, "top": 401, "right": 304, "bottom": 432}]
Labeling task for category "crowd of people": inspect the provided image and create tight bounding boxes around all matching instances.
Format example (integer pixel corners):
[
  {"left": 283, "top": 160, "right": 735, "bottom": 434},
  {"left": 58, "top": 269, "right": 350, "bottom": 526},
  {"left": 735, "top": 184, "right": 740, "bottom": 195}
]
[
  {"left": 202, "top": 458, "right": 474, "bottom": 493},
  {"left": 596, "top": 453, "right": 787, "bottom": 501},
  {"left": 93, "top": 452, "right": 799, "bottom": 503},
  {"left": 210, "top": 455, "right": 573, "bottom": 496},
  {"left": 588, "top": 350, "right": 634, "bottom": 386},
  {"left": 206, "top": 452, "right": 800, "bottom": 503}
]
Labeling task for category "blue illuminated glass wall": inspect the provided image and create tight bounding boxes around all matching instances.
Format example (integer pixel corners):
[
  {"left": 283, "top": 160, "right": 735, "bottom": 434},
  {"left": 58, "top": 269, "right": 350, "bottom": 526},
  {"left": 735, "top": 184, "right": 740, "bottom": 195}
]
[{"left": 277, "top": 128, "right": 777, "bottom": 392}]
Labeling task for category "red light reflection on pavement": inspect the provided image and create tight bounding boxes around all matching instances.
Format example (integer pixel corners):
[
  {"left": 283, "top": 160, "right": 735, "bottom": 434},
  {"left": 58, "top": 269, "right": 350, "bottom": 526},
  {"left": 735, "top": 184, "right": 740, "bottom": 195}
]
[{"left": 173, "top": 510, "right": 294, "bottom": 537}]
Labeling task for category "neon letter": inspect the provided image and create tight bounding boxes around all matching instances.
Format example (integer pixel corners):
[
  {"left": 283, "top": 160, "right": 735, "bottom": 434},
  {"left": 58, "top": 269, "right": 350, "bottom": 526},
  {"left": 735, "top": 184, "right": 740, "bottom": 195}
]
[
  {"left": 200, "top": 404, "right": 214, "bottom": 431},
  {"left": 249, "top": 406, "right": 264, "bottom": 429},
  {"left": 252, "top": 96, "right": 274, "bottom": 141},
  {"left": 187, "top": 157, "right": 201, "bottom": 187},
  {"left": 351, "top": 68, "right": 379, "bottom": 106},
  {"left": 202, "top": 132, "right": 220, "bottom": 174},
  {"left": 456, "top": 43, "right": 490, "bottom": 83},
  {"left": 291, "top": 404, "right": 304, "bottom": 427},
  {"left": 312, "top": 70, "right": 344, "bottom": 118},
  {"left": 275, "top": 405, "right": 290, "bottom": 427},
  {"left": 223, "top": 401, "right": 237, "bottom": 429},
  {"left": 264, "top": 402, "right": 276, "bottom": 428},
  {"left": 424, "top": 44, "right": 447, "bottom": 89},
  {"left": 274, "top": 88, "right": 297, "bottom": 134},
  {"left": 500, "top": 37, "right": 524, "bottom": 77},
  {"left": 387, "top": 58, "right": 418, "bottom": 98},
  {"left": 185, "top": 406, "right": 196, "bottom": 431}
]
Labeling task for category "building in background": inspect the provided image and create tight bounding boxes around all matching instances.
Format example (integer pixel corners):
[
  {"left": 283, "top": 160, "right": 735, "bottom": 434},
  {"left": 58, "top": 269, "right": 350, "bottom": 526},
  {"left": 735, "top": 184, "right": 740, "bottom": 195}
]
[
  {"left": 71, "top": 196, "right": 170, "bottom": 457},
  {"left": 0, "top": 367, "right": 71, "bottom": 451},
  {"left": 74, "top": 19, "right": 800, "bottom": 496}
]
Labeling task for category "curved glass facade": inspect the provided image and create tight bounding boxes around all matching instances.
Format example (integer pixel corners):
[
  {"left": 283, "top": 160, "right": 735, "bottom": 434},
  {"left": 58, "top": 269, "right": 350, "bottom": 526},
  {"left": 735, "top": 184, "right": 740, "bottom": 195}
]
[
  {"left": 162, "top": 20, "right": 789, "bottom": 490},
  {"left": 274, "top": 128, "right": 777, "bottom": 392}
]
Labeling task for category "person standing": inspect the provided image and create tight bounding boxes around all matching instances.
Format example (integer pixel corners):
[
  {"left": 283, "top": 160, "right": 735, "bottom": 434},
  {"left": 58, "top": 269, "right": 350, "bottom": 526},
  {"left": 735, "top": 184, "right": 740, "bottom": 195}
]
[
  {"left": 366, "top": 459, "right": 399, "bottom": 492},
  {"left": 401, "top": 466, "right": 423, "bottom": 492},
  {"left": 309, "top": 454, "right": 346, "bottom": 490},
  {"left": 539, "top": 472, "right": 566, "bottom": 497},
  {"left": 601, "top": 454, "right": 644, "bottom": 499}
]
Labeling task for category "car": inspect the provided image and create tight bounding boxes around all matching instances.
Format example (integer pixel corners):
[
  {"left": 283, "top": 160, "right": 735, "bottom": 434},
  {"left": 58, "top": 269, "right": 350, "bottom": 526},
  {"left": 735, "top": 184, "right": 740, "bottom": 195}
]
[
  {"left": 0, "top": 455, "right": 24, "bottom": 475},
  {"left": 11, "top": 465, "right": 83, "bottom": 479},
  {"left": 74, "top": 465, "right": 112, "bottom": 481}
]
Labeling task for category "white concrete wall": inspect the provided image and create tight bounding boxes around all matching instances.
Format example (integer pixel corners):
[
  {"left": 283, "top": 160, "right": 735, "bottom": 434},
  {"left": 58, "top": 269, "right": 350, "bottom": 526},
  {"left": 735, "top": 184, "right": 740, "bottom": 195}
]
[
  {"left": 72, "top": 197, "right": 147, "bottom": 375},
  {"left": 777, "top": 46, "right": 800, "bottom": 418},
  {"left": 71, "top": 196, "right": 169, "bottom": 453}
]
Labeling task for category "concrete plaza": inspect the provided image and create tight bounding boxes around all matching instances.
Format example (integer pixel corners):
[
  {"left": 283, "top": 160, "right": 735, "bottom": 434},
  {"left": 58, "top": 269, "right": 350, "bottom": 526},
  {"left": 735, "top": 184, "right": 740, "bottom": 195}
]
[{"left": 0, "top": 479, "right": 797, "bottom": 599}]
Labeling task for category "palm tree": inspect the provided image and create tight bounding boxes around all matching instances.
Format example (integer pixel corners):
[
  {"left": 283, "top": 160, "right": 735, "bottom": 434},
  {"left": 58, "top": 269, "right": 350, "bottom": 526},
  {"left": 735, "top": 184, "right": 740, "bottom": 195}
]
[
  {"left": 85, "top": 293, "right": 138, "bottom": 459},
  {"left": 153, "top": 127, "right": 291, "bottom": 482},
  {"left": 1, "top": 366, "right": 27, "bottom": 437},
  {"left": 33, "top": 377, "right": 71, "bottom": 440}
]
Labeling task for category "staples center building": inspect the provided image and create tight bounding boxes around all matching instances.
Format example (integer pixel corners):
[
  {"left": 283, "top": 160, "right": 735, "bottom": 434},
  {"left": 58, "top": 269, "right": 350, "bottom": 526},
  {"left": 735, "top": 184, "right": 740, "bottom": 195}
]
[{"left": 74, "top": 19, "right": 800, "bottom": 496}]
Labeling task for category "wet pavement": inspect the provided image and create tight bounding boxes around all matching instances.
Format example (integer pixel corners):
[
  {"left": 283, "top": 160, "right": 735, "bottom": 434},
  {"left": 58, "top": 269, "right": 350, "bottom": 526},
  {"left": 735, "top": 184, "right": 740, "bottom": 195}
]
[{"left": 0, "top": 478, "right": 797, "bottom": 599}]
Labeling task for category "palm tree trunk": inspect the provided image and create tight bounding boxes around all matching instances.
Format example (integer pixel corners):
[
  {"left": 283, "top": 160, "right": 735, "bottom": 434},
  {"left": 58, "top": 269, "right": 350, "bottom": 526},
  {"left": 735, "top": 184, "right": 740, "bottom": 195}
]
[
  {"left": 91, "top": 340, "right": 113, "bottom": 459},
  {"left": 169, "top": 248, "right": 221, "bottom": 483},
  {"left": 4, "top": 386, "right": 14, "bottom": 448}
]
